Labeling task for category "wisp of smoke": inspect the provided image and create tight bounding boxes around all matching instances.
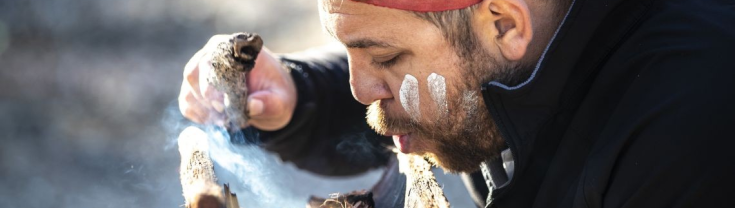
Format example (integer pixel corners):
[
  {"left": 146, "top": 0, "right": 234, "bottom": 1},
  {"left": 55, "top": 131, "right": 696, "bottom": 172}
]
[
  {"left": 163, "top": 102, "right": 302, "bottom": 208},
  {"left": 202, "top": 125, "right": 303, "bottom": 208}
]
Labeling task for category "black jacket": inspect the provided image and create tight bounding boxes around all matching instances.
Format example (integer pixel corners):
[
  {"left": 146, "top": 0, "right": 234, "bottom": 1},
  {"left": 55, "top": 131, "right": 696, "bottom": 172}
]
[{"left": 253, "top": 0, "right": 735, "bottom": 207}]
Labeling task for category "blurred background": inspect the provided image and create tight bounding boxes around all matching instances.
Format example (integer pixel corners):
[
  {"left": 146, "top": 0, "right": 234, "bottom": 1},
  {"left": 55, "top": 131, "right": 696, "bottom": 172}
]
[{"left": 0, "top": 0, "right": 472, "bottom": 207}]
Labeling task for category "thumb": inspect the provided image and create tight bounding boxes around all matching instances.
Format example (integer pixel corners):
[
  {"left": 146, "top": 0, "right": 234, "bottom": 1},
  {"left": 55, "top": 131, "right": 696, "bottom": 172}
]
[
  {"left": 245, "top": 90, "right": 294, "bottom": 131},
  {"left": 247, "top": 96, "right": 265, "bottom": 117},
  {"left": 246, "top": 90, "right": 286, "bottom": 119}
]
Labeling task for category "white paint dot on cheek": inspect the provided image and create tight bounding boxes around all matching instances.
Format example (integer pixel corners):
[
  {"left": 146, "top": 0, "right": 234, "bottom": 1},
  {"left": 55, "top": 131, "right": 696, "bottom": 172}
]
[
  {"left": 399, "top": 74, "right": 421, "bottom": 121},
  {"left": 427, "top": 73, "right": 447, "bottom": 116}
]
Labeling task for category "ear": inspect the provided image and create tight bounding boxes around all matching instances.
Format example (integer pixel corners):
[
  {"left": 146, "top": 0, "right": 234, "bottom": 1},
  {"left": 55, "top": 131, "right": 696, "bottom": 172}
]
[{"left": 476, "top": 0, "right": 533, "bottom": 61}]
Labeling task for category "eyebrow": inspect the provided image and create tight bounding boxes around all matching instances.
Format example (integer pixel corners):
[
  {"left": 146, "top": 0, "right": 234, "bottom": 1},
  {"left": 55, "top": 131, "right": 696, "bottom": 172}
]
[{"left": 345, "top": 39, "right": 393, "bottom": 48}]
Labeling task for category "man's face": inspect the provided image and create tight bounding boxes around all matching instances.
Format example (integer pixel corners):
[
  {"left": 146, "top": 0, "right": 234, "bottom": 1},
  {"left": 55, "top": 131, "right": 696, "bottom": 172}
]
[{"left": 320, "top": 0, "right": 505, "bottom": 173}]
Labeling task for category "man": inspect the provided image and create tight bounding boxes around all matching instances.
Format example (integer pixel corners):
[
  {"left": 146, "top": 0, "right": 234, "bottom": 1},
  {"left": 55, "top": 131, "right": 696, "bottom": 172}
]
[{"left": 179, "top": 0, "right": 735, "bottom": 207}]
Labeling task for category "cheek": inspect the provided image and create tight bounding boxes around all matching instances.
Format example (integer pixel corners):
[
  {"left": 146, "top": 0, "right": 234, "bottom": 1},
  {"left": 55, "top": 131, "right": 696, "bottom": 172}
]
[
  {"left": 427, "top": 73, "right": 448, "bottom": 116},
  {"left": 395, "top": 64, "right": 461, "bottom": 121},
  {"left": 411, "top": 46, "right": 464, "bottom": 117},
  {"left": 399, "top": 74, "right": 421, "bottom": 121},
  {"left": 394, "top": 36, "right": 464, "bottom": 120}
]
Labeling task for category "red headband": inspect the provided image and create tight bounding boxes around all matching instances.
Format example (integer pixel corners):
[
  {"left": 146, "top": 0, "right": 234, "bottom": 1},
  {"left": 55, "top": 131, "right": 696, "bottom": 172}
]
[{"left": 352, "top": 0, "right": 483, "bottom": 12}]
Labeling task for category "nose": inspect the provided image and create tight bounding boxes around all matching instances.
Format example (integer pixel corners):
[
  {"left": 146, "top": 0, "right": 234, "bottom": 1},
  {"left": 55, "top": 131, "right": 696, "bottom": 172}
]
[{"left": 349, "top": 59, "right": 392, "bottom": 105}]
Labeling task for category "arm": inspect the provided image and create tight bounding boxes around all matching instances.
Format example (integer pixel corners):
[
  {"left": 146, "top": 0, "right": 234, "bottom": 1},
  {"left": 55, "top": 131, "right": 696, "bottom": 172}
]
[
  {"left": 179, "top": 36, "right": 391, "bottom": 177},
  {"left": 256, "top": 45, "right": 392, "bottom": 176}
]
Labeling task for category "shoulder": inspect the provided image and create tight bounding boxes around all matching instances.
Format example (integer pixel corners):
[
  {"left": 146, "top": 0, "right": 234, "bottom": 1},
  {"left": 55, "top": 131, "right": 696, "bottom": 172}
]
[{"left": 578, "top": 1, "right": 735, "bottom": 206}]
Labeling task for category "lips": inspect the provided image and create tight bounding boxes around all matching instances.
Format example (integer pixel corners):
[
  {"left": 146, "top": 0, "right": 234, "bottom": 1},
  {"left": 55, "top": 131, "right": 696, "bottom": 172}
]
[{"left": 392, "top": 134, "right": 411, "bottom": 153}]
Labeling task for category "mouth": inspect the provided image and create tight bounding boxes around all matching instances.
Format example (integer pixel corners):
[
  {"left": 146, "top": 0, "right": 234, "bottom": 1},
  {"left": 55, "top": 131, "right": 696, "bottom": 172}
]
[
  {"left": 379, "top": 130, "right": 413, "bottom": 154},
  {"left": 391, "top": 134, "right": 411, "bottom": 154},
  {"left": 370, "top": 100, "right": 416, "bottom": 154}
]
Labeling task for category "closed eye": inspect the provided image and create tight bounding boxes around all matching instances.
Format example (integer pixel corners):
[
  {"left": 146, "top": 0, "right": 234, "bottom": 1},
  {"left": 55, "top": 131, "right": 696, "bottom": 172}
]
[{"left": 371, "top": 53, "right": 401, "bottom": 69}]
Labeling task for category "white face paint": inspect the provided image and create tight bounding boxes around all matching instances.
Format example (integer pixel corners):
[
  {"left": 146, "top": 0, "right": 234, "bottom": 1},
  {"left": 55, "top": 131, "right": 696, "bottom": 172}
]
[
  {"left": 400, "top": 74, "right": 421, "bottom": 121},
  {"left": 461, "top": 91, "right": 479, "bottom": 118},
  {"left": 427, "top": 73, "right": 447, "bottom": 117}
]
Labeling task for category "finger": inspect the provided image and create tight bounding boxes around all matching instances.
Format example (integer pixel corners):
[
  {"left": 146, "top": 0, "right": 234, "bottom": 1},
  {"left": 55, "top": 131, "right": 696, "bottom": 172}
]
[
  {"left": 181, "top": 88, "right": 226, "bottom": 125},
  {"left": 184, "top": 49, "right": 206, "bottom": 77},
  {"left": 202, "top": 85, "right": 225, "bottom": 113},
  {"left": 179, "top": 90, "right": 207, "bottom": 123},
  {"left": 185, "top": 34, "right": 228, "bottom": 100},
  {"left": 247, "top": 91, "right": 279, "bottom": 118},
  {"left": 184, "top": 49, "right": 206, "bottom": 93},
  {"left": 246, "top": 47, "right": 277, "bottom": 91},
  {"left": 245, "top": 90, "right": 294, "bottom": 131},
  {"left": 248, "top": 97, "right": 265, "bottom": 117},
  {"left": 183, "top": 54, "right": 217, "bottom": 110},
  {"left": 183, "top": 74, "right": 214, "bottom": 113},
  {"left": 198, "top": 59, "right": 225, "bottom": 112}
]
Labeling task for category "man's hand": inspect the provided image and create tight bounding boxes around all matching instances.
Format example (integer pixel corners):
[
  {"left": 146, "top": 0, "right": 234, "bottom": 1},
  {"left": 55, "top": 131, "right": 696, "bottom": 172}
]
[{"left": 179, "top": 35, "right": 297, "bottom": 131}]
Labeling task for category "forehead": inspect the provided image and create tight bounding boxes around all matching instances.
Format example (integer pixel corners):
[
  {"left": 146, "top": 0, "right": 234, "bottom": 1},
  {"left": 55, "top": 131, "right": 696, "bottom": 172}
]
[{"left": 318, "top": 0, "right": 434, "bottom": 45}]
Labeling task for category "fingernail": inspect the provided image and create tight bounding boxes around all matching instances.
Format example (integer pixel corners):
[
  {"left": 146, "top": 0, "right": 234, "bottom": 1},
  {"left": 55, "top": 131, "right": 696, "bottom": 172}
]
[
  {"left": 211, "top": 101, "right": 224, "bottom": 113},
  {"left": 249, "top": 98, "right": 264, "bottom": 116}
]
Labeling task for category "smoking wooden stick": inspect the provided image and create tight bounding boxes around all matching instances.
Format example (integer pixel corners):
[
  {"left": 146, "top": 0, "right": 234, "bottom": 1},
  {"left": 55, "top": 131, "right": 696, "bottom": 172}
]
[
  {"left": 178, "top": 33, "right": 261, "bottom": 208},
  {"left": 179, "top": 126, "right": 241, "bottom": 208},
  {"left": 309, "top": 153, "right": 450, "bottom": 208},
  {"left": 398, "top": 153, "right": 450, "bottom": 208},
  {"left": 179, "top": 127, "right": 224, "bottom": 208},
  {"left": 207, "top": 33, "right": 263, "bottom": 130},
  {"left": 308, "top": 156, "right": 406, "bottom": 208}
]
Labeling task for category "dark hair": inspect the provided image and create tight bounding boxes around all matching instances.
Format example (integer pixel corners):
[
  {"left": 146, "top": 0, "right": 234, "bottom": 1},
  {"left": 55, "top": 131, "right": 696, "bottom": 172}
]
[
  {"left": 411, "top": 0, "right": 573, "bottom": 58},
  {"left": 411, "top": 5, "right": 481, "bottom": 60}
]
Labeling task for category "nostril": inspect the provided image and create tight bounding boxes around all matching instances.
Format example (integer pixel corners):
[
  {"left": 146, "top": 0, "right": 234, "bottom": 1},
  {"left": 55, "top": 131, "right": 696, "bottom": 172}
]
[
  {"left": 350, "top": 79, "right": 393, "bottom": 106},
  {"left": 348, "top": 60, "right": 393, "bottom": 105}
]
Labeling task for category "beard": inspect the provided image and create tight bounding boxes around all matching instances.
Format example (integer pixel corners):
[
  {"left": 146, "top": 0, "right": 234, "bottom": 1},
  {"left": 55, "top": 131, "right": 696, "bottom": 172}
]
[
  {"left": 364, "top": 23, "right": 538, "bottom": 172},
  {"left": 365, "top": 48, "right": 525, "bottom": 173},
  {"left": 366, "top": 90, "right": 501, "bottom": 173}
]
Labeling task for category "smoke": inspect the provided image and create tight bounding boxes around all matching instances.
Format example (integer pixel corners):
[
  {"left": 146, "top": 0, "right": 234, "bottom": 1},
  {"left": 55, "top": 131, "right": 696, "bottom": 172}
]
[
  {"left": 335, "top": 129, "right": 392, "bottom": 169},
  {"left": 0, "top": 0, "right": 472, "bottom": 206},
  {"left": 206, "top": 127, "right": 302, "bottom": 207},
  {"left": 162, "top": 97, "right": 300, "bottom": 207},
  {"left": 163, "top": 101, "right": 387, "bottom": 207}
]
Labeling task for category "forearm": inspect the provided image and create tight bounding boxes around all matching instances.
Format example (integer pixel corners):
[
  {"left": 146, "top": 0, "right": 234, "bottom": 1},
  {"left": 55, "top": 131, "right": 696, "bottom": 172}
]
[{"left": 256, "top": 45, "right": 391, "bottom": 176}]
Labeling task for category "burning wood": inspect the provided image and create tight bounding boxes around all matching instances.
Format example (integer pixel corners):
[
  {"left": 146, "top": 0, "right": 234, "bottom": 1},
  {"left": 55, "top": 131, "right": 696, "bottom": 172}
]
[
  {"left": 309, "top": 153, "right": 450, "bottom": 208},
  {"left": 181, "top": 32, "right": 449, "bottom": 208},
  {"left": 398, "top": 153, "right": 450, "bottom": 208},
  {"left": 177, "top": 32, "right": 261, "bottom": 208},
  {"left": 308, "top": 191, "right": 375, "bottom": 208},
  {"left": 206, "top": 32, "right": 263, "bottom": 130},
  {"left": 178, "top": 126, "right": 241, "bottom": 208},
  {"left": 179, "top": 128, "right": 450, "bottom": 208}
]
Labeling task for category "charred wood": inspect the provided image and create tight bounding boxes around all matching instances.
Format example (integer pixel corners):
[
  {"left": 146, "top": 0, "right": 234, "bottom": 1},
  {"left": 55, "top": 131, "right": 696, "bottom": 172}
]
[
  {"left": 206, "top": 32, "right": 263, "bottom": 130},
  {"left": 178, "top": 126, "right": 241, "bottom": 208}
]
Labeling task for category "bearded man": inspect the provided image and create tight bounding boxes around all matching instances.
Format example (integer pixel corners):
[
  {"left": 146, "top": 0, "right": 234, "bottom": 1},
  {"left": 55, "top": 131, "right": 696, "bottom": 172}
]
[{"left": 179, "top": 0, "right": 735, "bottom": 207}]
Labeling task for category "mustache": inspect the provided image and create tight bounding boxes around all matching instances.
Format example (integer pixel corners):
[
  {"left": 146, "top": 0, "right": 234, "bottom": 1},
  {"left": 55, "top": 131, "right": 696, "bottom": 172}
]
[{"left": 366, "top": 100, "right": 420, "bottom": 135}]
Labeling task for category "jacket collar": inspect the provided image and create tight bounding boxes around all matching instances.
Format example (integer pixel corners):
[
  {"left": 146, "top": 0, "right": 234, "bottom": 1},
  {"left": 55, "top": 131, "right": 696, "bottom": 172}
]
[{"left": 479, "top": 0, "right": 651, "bottom": 204}]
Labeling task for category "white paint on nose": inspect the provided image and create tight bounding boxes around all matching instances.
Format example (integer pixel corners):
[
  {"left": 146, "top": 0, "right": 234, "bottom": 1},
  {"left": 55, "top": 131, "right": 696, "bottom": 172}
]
[
  {"left": 400, "top": 74, "right": 421, "bottom": 121},
  {"left": 427, "top": 73, "right": 447, "bottom": 117}
]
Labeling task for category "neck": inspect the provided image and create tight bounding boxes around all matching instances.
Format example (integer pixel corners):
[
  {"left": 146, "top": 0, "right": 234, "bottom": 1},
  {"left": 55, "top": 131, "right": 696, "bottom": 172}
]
[{"left": 522, "top": 0, "right": 572, "bottom": 65}]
